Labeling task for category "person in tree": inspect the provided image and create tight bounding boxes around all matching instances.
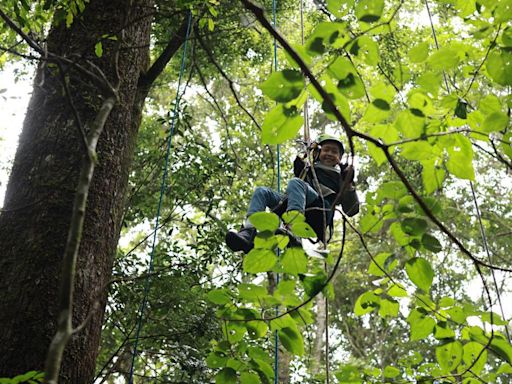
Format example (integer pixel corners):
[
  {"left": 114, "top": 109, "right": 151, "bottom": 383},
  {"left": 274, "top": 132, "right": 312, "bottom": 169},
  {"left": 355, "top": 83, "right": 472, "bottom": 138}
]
[{"left": 225, "top": 134, "right": 359, "bottom": 253}]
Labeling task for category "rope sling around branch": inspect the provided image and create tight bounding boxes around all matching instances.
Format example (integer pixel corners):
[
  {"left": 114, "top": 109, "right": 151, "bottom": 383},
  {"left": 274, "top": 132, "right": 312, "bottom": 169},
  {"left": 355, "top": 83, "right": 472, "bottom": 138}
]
[{"left": 128, "top": 12, "right": 193, "bottom": 383}]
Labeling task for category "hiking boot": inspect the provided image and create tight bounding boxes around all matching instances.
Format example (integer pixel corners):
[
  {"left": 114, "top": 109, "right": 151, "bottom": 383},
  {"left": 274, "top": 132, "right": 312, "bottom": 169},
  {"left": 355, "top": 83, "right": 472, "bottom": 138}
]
[{"left": 225, "top": 227, "right": 256, "bottom": 254}]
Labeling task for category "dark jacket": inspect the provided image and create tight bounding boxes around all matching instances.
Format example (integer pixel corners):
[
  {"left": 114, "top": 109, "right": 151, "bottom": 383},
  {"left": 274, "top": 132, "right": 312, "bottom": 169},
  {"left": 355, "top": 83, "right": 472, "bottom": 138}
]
[{"left": 293, "top": 156, "right": 360, "bottom": 217}]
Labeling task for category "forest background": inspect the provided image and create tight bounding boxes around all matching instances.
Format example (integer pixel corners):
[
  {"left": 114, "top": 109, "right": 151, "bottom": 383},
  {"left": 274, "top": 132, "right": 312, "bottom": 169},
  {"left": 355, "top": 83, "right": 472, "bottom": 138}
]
[{"left": 0, "top": 0, "right": 511, "bottom": 383}]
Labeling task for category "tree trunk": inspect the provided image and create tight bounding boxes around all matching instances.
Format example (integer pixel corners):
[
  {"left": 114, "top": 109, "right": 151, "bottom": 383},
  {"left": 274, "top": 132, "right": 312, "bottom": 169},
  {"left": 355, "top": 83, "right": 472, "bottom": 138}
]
[{"left": 0, "top": 0, "right": 155, "bottom": 381}]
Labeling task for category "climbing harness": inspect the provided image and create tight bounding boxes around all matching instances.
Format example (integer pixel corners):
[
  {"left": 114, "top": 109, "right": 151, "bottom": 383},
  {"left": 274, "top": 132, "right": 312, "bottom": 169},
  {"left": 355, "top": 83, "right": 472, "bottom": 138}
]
[{"left": 127, "top": 12, "right": 193, "bottom": 383}]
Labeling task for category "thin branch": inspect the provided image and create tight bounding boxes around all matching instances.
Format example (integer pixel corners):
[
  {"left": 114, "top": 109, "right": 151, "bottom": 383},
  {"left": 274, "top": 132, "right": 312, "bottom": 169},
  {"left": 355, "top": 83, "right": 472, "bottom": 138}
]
[
  {"left": 195, "top": 29, "right": 263, "bottom": 131},
  {"left": 56, "top": 61, "right": 89, "bottom": 155},
  {"left": 44, "top": 94, "right": 118, "bottom": 383}
]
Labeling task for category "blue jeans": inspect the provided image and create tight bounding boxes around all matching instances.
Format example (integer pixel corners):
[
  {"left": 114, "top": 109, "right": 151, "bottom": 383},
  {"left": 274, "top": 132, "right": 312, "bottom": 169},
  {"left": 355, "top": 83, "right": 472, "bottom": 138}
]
[{"left": 247, "top": 177, "right": 328, "bottom": 218}]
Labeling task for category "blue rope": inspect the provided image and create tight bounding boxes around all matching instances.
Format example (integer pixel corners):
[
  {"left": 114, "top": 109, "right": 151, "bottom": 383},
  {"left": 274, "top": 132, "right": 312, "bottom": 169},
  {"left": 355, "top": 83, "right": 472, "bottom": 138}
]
[
  {"left": 272, "top": 0, "right": 280, "bottom": 382},
  {"left": 128, "top": 12, "right": 193, "bottom": 383}
]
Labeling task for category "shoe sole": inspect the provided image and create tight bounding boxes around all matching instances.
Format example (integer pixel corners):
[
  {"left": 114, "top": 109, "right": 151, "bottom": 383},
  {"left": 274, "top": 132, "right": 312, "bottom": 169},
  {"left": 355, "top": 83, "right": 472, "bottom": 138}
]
[{"left": 225, "top": 232, "right": 252, "bottom": 254}]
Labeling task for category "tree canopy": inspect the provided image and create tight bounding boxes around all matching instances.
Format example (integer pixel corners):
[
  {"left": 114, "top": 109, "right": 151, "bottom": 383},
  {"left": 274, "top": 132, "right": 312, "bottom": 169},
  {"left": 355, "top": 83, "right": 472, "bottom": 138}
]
[{"left": 0, "top": 0, "right": 511, "bottom": 383}]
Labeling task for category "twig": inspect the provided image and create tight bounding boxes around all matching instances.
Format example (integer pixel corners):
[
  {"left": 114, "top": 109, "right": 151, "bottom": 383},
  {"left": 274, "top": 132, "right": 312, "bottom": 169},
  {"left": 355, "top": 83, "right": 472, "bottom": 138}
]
[{"left": 195, "top": 29, "right": 263, "bottom": 131}]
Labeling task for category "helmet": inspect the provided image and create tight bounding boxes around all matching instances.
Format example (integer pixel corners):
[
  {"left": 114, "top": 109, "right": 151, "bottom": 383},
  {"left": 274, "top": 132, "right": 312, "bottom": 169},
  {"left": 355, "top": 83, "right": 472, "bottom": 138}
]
[{"left": 316, "top": 134, "right": 344, "bottom": 155}]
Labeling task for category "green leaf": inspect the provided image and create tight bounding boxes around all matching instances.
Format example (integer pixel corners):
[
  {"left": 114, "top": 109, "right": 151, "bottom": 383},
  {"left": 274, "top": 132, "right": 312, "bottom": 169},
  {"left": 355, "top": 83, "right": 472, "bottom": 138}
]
[
  {"left": 94, "top": 41, "right": 103, "bottom": 57},
  {"left": 408, "top": 41, "right": 430, "bottom": 63},
  {"left": 270, "top": 313, "right": 297, "bottom": 331},
  {"left": 446, "top": 135, "right": 475, "bottom": 180},
  {"left": 261, "top": 104, "right": 304, "bottom": 145},
  {"left": 336, "top": 72, "right": 366, "bottom": 99},
  {"left": 367, "top": 124, "right": 399, "bottom": 165},
  {"left": 359, "top": 210, "right": 383, "bottom": 233},
  {"left": 481, "top": 311, "right": 509, "bottom": 325},
  {"left": 422, "top": 233, "right": 442, "bottom": 253},
  {"left": 434, "top": 322, "right": 455, "bottom": 339},
  {"left": 497, "top": 363, "right": 512, "bottom": 374},
  {"left": 308, "top": 75, "right": 351, "bottom": 120},
  {"left": 223, "top": 322, "right": 247, "bottom": 343},
  {"left": 378, "top": 298, "right": 399, "bottom": 318},
  {"left": 249, "top": 212, "right": 280, "bottom": 232},
  {"left": 302, "top": 271, "right": 327, "bottom": 297},
  {"left": 239, "top": 284, "right": 268, "bottom": 301},
  {"left": 495, "top": 0, "right": 512, "bottom": 22},
  {"left": 215, "top": 367, "right": 237, "bottom": 384},
  {"left": 487, "top": 49, "right": 512, "bottom": 86},
  {"left": 502, "top": 26, "right": 512, "bottom": 47},
  {"left": 395, "top": 109, "right": 425, "bottom": 138},
  {"left": 328, "top": 56, "right": 355, "bottom": 80},
  {"left": 208, "top": 289, "right": 232, "bottom": 305},
  {"left": 377, "top": 181, "right": 407, "bottom": 202},
  {"left": 355, "top": 0, "right": 384, "bottom": 22},
  {"left": 243, "top": 249, "right": 277, "bottom": 273},
  {"left": 407, "top": 308, "right": 435, "bottom": 341},
  {"left": 290, "top": 222, "right": 316, "bottom": 238},
  {"left": 388, "top": 283, "right": 408, "bottom": 297},
  {"left": 422, "top": 160, "right": 445, "bottom": 194},
  {"left": 259, "top": 70, "right": 304, "bottom": 103},
  {"left": 240, "top": 372, "right": 261, "bottom": 384},
  {"left": 438, "top": 297, "right": 455, "bottom": 308},
  {"left": 354, "top": 291, "right": 380, "bottom": 316},
  {"left": 401, "top": 218, "right": 428, "bottom": 236},
  {"left": 281, "top": 210, "right": 306, "bottom": 224},
  {"left": 463, "top": 342, "right": 487, "bottom": 374},
  {"left": 336, "top": 364, "right": 362, "bottom": 382},
  {"left": 281, "top": 247, "right": 308, "bottom": 274},
  {"left": 285, "top": 44, "right": 312, "bottom": 68},
  {"left": 368, "top": 252, "right": 397, "bottom": 277},
  {"left": 253, "top": 232, "right": 278, "bottom": 250},
  {"left": 326, "top": 0, "right": 354, "bottom": 17},
  {"left": 428, "top": 47, "right": 460, "bottom": 70},
  {"left": 247, "top": 321, "right": 268, "bottom": 339},
  {"left": 405, "top": 257, "right": 434, "bottom": 292},
  {"left": 483, "top": 111, "right": 509, "bottom": 133},
  {"left": 383, "top": 366, "right": 400, "bottom": 378},
  {"left": 362, "top": 99, "right": 391, "bottom": 123},
  {"left": 401, "top": 141, "right": 437, "bottom": 161},
  {"left": 436, "top": 340, "right": 463, "bottom": 372},
  {"left": 206, "top": 351, "right": 228, "bottom": 368},
  {"left": 446, "top": 306, "right": 467, "bottom": 324},
  {"left": 278, "top": 327, "right": 305, "bottom": 356},
  {"left": 305, "top": 22, "right": 350, "bottom": 55},
  {"left": 490, "top": 338, "right": 512, "bottom": 364},
  {"left": 349, "top": 36, "right": 379, "bottom": 65}
]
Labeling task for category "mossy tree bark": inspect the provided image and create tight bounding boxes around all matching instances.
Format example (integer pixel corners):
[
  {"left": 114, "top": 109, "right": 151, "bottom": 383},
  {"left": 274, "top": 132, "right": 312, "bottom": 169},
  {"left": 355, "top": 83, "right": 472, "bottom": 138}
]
[{"left": 0, "top": 0, "right": 171, "bottom": 381}]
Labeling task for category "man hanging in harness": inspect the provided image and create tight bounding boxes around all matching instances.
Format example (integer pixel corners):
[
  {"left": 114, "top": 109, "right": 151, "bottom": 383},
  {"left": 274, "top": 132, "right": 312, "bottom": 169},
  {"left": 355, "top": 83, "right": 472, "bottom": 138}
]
[{"left": 225, "top": 134, "right": 359, "bottom": 253}]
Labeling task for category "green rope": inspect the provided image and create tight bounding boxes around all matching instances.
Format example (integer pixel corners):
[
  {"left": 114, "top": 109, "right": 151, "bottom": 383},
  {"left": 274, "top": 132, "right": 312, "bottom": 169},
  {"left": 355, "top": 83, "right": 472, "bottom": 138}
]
[{"left": 128, "top": 12, "right": 193, "bottom": 383}]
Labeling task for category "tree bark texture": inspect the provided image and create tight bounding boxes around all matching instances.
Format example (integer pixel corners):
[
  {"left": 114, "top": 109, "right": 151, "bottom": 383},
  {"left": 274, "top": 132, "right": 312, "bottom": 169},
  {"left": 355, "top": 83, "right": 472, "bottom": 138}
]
[{"left": 0, "top": 0, "right": 154, "bottom": 381}]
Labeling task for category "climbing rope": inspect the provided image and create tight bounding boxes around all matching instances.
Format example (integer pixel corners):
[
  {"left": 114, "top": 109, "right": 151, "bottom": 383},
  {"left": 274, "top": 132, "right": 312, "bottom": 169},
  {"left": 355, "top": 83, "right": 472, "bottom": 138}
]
[
  {"left": 128, "top": 12, "right": 193, "bottom": 383},
  {"left": 271, "top": 0, "right": 281, "bottom": 380},
  {"left": 298, "top": 0, "right": 330, "bottom": 379},
  {"left": 423, "top": 0, "right": 509, "bottom": 341}
]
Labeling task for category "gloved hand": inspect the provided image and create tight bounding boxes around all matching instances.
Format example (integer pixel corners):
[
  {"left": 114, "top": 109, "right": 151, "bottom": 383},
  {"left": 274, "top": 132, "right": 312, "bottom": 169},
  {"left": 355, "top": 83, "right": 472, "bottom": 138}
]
[{"left": 341, "top": 164, "right": 355, "bottom": 183}]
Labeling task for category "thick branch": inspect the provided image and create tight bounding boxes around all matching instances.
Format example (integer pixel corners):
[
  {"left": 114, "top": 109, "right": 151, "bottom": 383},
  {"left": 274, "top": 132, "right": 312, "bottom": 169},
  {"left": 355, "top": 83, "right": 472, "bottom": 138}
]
[{"left": 137, "top": 14, "right": 190, "bottom": 91}]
